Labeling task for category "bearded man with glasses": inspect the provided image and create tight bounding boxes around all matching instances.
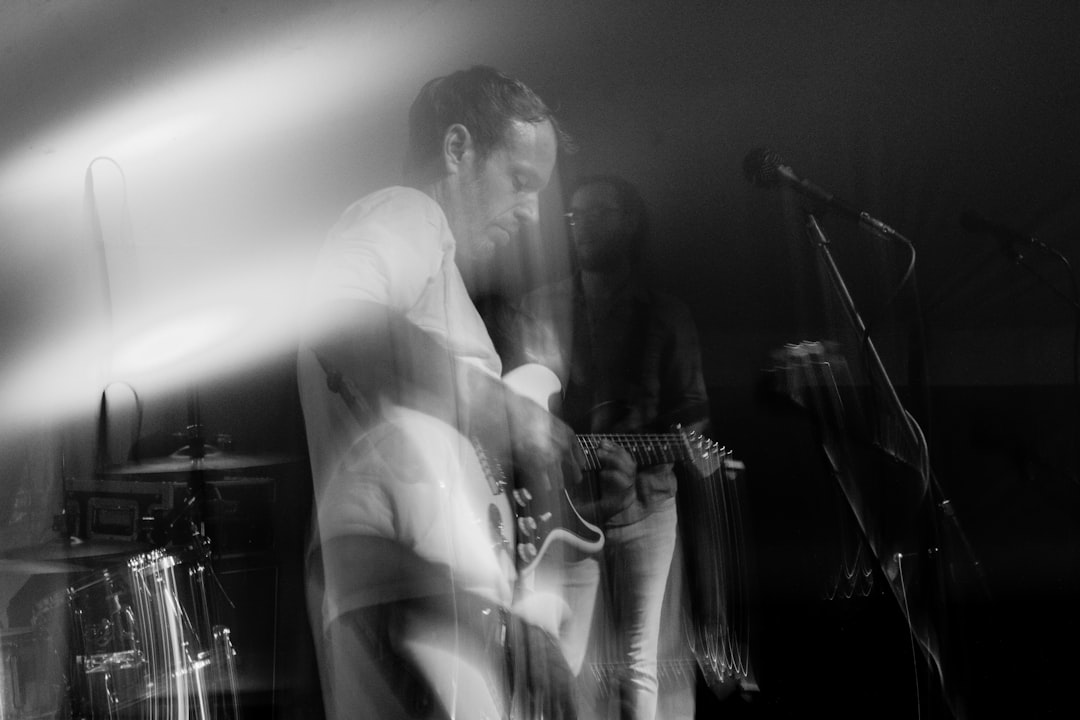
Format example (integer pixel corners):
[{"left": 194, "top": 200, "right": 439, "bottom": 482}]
[{"left": 507, "top": 174, "right": 711, "bottom": 720}]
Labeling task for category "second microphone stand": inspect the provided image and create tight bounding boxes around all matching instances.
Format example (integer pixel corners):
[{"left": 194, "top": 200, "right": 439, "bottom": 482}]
[{"left": 802, "top": 211, "right": 987, "bottom": 719}]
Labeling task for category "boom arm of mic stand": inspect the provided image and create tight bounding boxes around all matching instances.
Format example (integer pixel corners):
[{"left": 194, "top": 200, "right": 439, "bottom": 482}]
[
  {"left": 803, "top": 211, "right": 928, "bottom": 483},
  {"left": 804, "top": 212, "right": 990, "bottom": 600}
]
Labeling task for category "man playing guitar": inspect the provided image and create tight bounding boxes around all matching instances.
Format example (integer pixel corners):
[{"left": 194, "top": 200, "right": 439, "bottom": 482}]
[{"left": 297, "top": 67, "right": 631, "bottom": 720}]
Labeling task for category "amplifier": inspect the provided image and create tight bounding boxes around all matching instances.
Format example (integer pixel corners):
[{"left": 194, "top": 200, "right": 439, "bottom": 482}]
[{"left": 66, "top": 476, "right": 276, "bottom": 555}]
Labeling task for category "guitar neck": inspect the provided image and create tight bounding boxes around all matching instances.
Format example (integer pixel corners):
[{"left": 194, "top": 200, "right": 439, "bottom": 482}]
[{"left": 577, "top": 433, "right": 695, "bottom": 471}]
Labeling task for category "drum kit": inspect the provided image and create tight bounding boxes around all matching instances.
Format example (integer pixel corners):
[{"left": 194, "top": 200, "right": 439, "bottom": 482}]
[{"left": 1, "top": 439, "right": 301, "bottom": 719}]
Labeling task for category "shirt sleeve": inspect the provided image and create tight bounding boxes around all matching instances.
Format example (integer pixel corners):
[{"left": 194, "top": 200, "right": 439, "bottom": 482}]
[
  {"left": 510, "top": 283, "right": 573, "bottom": 387},
  {"left": 309, "top": 187, "right": 450, "bottom": 313}
]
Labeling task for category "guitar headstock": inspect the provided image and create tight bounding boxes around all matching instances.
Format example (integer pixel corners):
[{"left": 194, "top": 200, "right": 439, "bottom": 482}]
[{"left": 675, "top": 424, "right": 737, "bottom": 479}]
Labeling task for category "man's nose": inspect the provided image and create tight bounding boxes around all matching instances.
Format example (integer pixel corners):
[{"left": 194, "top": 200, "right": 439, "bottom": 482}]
[{"left": 514, "top": 195, "right": 540, "bottom": 224}]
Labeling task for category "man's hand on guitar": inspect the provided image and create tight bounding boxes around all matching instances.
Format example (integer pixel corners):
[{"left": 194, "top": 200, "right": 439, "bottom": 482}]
[
  {"left": 504, "top": 388, "right": 584, "bottom": 494},
  {"left": 579, "top": 440, "right": 638, "bottom": 522},
  {"left": 594, "top": 439, "right": 637, "bottom": 494}
]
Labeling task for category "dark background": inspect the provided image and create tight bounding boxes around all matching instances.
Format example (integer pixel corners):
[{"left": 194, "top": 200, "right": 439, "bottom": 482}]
[{"left": 2, "top": 2, "right": 1079, "bottom": 717}]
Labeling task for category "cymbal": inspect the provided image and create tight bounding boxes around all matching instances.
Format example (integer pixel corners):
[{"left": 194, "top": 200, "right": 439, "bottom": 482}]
[
  {"left": 0, "top": 557, "right": 86, "bottom": 575},
  {"left": 2, "top": 539, "right": 150, "bottom": 567},
  {"left": 101, "top": 445, "right": 303, "bottom": 475}
]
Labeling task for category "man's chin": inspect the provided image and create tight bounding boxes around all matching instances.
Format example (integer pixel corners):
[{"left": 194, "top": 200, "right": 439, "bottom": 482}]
[
  {"left": 460, "top": 233, "right": 495, "bottom": 260},
  {"left": 475, "top": 237, "right": 501, "bottom": 265}
]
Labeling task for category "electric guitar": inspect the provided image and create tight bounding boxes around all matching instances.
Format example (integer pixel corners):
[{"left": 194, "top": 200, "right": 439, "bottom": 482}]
[
  {"left": 316, "top": 353, "right": 728, "bottom": 578},
  {"left": 500, "top": 364, "right": 730, "bottom": 575}
]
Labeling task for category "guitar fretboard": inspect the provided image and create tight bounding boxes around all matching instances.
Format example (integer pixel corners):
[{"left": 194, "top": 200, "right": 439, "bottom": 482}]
[{"left": 577, "top": 432, "right": 722, "bottom": 472}]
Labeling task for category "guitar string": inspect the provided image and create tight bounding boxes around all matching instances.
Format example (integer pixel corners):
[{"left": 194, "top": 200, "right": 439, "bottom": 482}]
[
  {"left": 577, "top": 430, "right": 752, "bottom": 683},
  {"left": 705, "top": 444, "right": 727, "bottom": 677},
  {"left": 681, "top": 436, "right": 717, "bottom": 677},
  {"left": 576, "top": 428, "right": 756, "bottom": 682},
  {"left": 713, "top": 445, "right": 730, "bottom": 672},
  {"left": 686, "top": 438, "right": 754, "bottom": 681},
  {"left": 720, "top": 446, "right": 750, "bottom": 678},
  {"left": 714, "top": 439, "right": 753, "bottom": 680},
  {"left": 721, "top": 448, "right": 752, "bottom": 678},
  {"left": 576, "top": 433, "right": 691, "bottom": 471}
]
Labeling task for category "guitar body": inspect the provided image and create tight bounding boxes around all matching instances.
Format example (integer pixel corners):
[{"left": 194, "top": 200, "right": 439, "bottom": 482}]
[
  {"left": 497, "top": 363, "right": 605, "bottom": 574},
  {"left": 314, "top": 349, "right": 748, "bottom": 714},
  {"left": 511, "top": 485, "right": 606, "bottom": 572},
  {"left": 317, "top": 355, "right": 719, "bottom": 581},
  {"left": 501, "top": 364, "right": 727, "bottom": 574}
]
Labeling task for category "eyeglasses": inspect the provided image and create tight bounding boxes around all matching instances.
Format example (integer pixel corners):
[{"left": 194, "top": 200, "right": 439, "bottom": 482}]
[{"left": 564, "top": 207, "right": 623, "bottom": 227}]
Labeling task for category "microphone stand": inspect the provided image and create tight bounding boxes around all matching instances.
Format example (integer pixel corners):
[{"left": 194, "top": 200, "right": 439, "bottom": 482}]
[
  {"left": 804, "top": 213, "right": 926, "bottom": 471},
  {"left": 803, "top": 211, "right": 988, "bottom": 717},
  {"left": 805, "top": 211, "right": 988, "bottom": 565}
]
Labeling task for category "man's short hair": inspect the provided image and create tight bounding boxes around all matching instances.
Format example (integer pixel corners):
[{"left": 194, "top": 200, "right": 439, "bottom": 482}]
[
  {"left": 405, "top": 65, "right": 570, "bottom": 182},
  {"left": 569, "top": 174, "right": 650, "bottom": 263}
]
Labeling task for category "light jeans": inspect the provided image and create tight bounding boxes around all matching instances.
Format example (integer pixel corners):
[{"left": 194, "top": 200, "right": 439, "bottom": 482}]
[{"left": 597, "top": 499, "right": 680, "bottom": 720}]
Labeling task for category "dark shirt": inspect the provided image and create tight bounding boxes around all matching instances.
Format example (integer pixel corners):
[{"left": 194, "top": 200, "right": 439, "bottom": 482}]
[{"left": 509, "top": 272, "right": 710, "bottom": 526}]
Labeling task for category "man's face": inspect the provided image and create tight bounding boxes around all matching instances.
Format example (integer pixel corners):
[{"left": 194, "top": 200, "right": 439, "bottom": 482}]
[
  {"left": 568, "top": 182, "right": 631, "bottom": 272},
  {"left": 443, "top": 118, "right": 558, "bottom": 279}
]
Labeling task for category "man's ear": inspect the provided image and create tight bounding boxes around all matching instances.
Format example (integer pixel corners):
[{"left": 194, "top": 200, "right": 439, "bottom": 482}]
[{"left": 442, "top": 124, "right": 473, "bottom": 175}]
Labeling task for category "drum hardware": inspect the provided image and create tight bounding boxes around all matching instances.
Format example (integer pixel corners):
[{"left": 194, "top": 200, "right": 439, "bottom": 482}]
[
  {"left": 9, "top": 514, "right": 239, "bottom": 718},
  {"left": 107, "top": 385, "right": 296, "bottom": 473},
  {"left": 96, "top": 420, "right": 297, "bottom": 550},
  {"left": 26, "top": 542, "right": 242, "bottom": 719},
  {"left": 96, "top": 382, "right": 297, "bottom": 554},
  {"left": 208, "top": 626, "right": 240, "bottom": 719},
  {"left": 30, "top": 391, "right": 284, "bottom": 715}
]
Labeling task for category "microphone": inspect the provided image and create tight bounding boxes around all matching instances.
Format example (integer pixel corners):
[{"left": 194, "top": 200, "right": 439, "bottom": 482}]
[
  {"left": 742, "top": 146, "right": 905, "bottom": 241},
  {"left": 743, "top": 147, "right": 842, "bottom": 204},
  {"left": 959, "top": 210, "right": 1037, "bottom": 247}
]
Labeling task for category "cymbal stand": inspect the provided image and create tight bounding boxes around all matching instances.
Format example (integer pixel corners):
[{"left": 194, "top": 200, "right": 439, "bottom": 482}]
[
  {"left": 152, "top": 386, "right": 210, "bottom": 547},
  {"left": 172, "top": 387, "right": 237, "bottom": 618},
  {"left": 52, "top": 450, "right": 78, "bottom": 543},
  {"left": 184, "top": 385, "right": 208, "bottom": 539}
]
